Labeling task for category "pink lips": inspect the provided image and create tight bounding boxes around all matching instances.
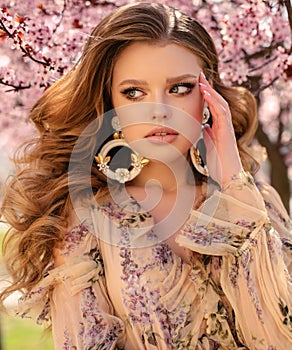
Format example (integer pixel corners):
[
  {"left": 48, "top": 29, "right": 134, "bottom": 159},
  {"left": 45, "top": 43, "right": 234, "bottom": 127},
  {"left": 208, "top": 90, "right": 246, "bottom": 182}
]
[{"left": 145, "top": 127, "right": 178, "bottom": 144}]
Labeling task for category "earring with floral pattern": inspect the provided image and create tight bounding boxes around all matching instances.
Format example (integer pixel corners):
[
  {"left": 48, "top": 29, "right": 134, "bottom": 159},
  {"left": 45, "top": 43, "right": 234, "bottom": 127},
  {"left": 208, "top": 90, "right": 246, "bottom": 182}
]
[{"left": 95, "top": 116, "right": 150, "bottom": 183}]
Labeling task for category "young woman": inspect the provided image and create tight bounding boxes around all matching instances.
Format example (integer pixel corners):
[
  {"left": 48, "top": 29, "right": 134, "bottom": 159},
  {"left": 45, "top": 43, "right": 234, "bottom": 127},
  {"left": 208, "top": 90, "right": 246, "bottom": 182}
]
[{"left": 1, "top": 2, "right": 291, "bottom": 349}]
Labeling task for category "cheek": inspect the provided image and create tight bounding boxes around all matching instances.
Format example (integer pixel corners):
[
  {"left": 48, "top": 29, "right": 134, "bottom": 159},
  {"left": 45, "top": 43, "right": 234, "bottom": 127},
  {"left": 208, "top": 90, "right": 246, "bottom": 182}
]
[
  {"left": 192, "top": 104, "right": 204, "bottom": 123},
  {"left": 191, "top": 95, "right": 204, "bottom": 121},
  {"left": 111, "top": 93, "right": 122, "bottom": 109},
  {"left": 121, "top": 126, "right": 143, "bottom": 143},
  {"left": 121, "top": 126, "right": 132, "bottom": 141},
  {"left": 178, "top": 93, "right": 204, "bottom": 122}
]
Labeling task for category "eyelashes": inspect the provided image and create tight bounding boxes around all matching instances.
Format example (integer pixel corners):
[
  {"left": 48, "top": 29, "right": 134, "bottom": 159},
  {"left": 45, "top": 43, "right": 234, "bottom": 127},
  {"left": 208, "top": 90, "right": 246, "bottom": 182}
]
[
  {"left": 169, "top": 82, "right": 195, "bottom": 95},
  {"left": 120, "top": 81, "right": 196, "bottom": 100},
  {"left": 121, "top": 87, "right": 144, "bottom": 100}
]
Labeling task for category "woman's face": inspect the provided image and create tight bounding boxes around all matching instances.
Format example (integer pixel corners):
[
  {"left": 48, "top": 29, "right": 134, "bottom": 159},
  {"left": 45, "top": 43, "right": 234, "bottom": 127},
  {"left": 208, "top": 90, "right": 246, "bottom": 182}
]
[{"left": 111, "top": 42, "right": 204, "bottom": 159}]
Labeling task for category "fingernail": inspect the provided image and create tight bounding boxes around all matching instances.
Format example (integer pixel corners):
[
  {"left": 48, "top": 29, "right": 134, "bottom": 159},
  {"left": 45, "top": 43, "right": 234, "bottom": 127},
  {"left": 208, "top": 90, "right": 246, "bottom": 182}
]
[
  {"left": 203, "top": 90, "right": 211, "bottom": 96},
  {"left": 200, "top": 71, "right": 206, "bottom": 79}
]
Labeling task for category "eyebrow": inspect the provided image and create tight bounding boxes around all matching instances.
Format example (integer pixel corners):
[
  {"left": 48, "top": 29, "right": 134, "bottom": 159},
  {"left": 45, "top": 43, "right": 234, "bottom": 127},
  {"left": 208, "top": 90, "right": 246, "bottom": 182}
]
[
  {"left": 118, "top": 74, "right": 198, "bottom": 87},
  {"left": 167, "top": 74, "right": 198, "bottom": 84}
]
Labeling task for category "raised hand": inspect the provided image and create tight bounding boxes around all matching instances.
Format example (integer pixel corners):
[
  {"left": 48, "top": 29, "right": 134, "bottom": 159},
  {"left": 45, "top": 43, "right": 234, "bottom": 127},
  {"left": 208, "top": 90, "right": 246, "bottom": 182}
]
[{"left": 199, "top": 71, "right": 243, "bottom": 186}]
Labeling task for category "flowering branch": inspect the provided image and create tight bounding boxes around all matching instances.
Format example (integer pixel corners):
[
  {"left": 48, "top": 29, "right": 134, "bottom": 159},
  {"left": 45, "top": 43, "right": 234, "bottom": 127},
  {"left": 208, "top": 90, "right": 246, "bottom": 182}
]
[
  {"left": 258, "top": 76, "right": 279, "bottom": 93},
  {"left": 243, "top": 42, "right": 284, "bottom": 61},
  {"left": 0, "top": 18, "right": 53, "bottom": 69},
  {"left": 88, "top": 0, "right": 117, "bottom": 6},
  {"left": 0, "top": 78, "right": 31, "bottom": 92},
  {"left": 248, "top": 55, "right": 279, "bottom": 74},
  {"left": 53, "top": 0, "right": 66, "bottom": 34}
]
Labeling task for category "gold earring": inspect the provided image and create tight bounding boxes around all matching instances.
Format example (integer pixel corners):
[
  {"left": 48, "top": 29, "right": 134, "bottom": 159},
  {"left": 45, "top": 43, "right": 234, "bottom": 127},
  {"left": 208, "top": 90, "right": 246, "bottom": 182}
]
[
  {"left": 190, "top": 145, "right": 209, "bottom": 176},
  {"left": 95, "top": 116, "right": 150, "bottom": 183}
]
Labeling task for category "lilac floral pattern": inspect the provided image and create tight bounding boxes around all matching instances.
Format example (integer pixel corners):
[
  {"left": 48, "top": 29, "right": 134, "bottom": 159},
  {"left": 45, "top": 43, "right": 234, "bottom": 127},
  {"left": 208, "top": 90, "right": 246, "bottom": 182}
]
[
  {"left": 60, "top": 221, "right": 89, "bottom": 256},
  {"left": 15, "top": 171, "right": 292, "bottom": 349},
  {"left": 181, "top": 221, "right": 251, "bottom": 248},
  {"left": 77, "top": 288, "right": 123, "bottom": 349}
]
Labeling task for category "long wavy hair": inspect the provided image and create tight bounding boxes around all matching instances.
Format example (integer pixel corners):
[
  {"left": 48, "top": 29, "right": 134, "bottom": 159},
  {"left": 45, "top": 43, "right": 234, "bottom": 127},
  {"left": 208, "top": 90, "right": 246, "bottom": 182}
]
[{"left": 0, "top": 2, "right": 258, "bottom": 303}]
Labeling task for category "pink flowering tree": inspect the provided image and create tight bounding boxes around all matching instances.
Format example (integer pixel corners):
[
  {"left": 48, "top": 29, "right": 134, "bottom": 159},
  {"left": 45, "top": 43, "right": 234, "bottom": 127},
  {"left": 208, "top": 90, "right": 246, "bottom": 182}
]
[{"left": 0, "top": 0, "right": 291, "bottom": 211}]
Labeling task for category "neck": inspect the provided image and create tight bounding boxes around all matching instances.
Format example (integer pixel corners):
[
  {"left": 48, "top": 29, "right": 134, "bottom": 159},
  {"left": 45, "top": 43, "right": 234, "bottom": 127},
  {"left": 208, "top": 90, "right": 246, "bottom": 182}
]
[{"left": 125, "top": 156, "right": 198, "bottom": 232}]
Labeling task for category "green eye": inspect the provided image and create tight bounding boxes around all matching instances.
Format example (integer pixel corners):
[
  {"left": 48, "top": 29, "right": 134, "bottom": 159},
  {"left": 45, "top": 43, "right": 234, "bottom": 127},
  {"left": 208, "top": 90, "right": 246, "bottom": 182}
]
[
  {"left": 128, "top": 90, "right": 137, "bottom": 98},
  {"left": 122, "top": 87, "right": 144, "bottom": 100},
  {"left": 170, "top": 83, "right": 195, "bottom": 95}
]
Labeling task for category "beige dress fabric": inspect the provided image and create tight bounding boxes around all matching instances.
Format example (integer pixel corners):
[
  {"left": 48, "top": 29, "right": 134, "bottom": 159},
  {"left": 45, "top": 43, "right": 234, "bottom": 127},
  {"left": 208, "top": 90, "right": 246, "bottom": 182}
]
[{"left": 16, "top": 171, "right": 292, "bottom": 349}]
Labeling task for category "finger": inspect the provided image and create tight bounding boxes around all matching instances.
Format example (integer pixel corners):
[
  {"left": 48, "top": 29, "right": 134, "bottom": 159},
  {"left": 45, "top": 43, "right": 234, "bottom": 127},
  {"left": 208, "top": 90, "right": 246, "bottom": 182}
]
[
  {"left": 201, "top": 92, "right": 235, "bottom": 137},
  {"left": 202, "top": 91, "right": 232, "bottom": 128},
  {"left": 199, "top": 72, "right": 227, "bottom": 106},
  {"left": 203, "top": 124, "right": 222, "bottom": 184},
  {"left": 200, "top": 87, "right": 229, "bottom": 116}
]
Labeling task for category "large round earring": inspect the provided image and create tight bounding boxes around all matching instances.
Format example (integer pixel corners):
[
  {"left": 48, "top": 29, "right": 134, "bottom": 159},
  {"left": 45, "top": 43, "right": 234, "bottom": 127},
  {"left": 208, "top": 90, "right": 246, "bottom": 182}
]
[
  {"left": 94, "top": 116, "right": 150, "bottom": 183},
  {"left": 190, "top": 145, "right": 209, "bottom": 177}
]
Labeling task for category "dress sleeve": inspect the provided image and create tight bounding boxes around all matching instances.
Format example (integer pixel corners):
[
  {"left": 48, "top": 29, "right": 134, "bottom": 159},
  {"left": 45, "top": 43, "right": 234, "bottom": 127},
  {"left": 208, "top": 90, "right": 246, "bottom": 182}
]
[
  {"left": 176, "top": 171, "right": 292, "bottom": 349},
  {"left": 15, "top": 210, "right": 125, "bottom": 350}
]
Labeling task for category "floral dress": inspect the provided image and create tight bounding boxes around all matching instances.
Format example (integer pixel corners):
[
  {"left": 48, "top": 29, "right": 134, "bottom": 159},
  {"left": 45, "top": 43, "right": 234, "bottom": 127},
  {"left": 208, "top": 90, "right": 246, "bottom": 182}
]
[{"left": 16, "top": 171, "right": 292, "bottom": 349}]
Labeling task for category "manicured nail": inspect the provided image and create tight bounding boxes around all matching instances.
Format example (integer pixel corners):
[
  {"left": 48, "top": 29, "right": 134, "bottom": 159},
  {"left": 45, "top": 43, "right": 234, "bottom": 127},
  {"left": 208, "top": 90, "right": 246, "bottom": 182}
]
[
  {"left": 200, "top": 71, "right": 206, "bottom": 79},
  {"left": 203, "top": 90, "right": 211, "bottom": 96}
]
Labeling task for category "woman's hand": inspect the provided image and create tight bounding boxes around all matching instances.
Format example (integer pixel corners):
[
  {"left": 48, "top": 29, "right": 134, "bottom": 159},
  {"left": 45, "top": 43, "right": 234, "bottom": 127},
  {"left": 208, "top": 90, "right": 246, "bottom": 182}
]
[{"left": 199, "top": 71, "right": 243, "bottom": 187}]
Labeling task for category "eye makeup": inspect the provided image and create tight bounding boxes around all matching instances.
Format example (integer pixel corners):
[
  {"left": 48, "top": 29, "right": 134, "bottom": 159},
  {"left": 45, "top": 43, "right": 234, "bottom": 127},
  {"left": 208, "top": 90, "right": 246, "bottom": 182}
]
[
  {"left": 121, "top": 87, "right": 145, "bottom": 100},
  {"left": 169, "top": 82, "right": 196, "bottom": 95}
]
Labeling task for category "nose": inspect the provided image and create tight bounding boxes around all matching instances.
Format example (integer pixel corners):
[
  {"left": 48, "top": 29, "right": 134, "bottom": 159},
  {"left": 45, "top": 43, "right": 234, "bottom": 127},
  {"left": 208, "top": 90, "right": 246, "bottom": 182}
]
[{"left": 151, "top": 103, "right": 172, "bottom": 121}]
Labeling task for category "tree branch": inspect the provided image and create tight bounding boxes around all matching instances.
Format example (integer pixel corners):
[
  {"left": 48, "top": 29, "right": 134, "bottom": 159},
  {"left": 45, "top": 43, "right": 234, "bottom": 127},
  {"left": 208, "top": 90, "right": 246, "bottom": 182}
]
[
  {"left": 0, "top": 78, "right": 31, "bottom": 91},
  {"left": 84, "top": 0, "right": 118, "bottom": 6},
  {"left": 284, "top": 0, "right": 292, "bottom": 50},
  {"left": 52, "top": 0, "right": 67, "bottom": 34},
  {"left": 0, "top": 19, "right": 54, "bottom": 69},
  {"left": 248, "top": 55, "right": 278, "bottom": 73},
  {"left": 257, "top": 76, "right": 279, "bottom": 94},
  {"left": 242, "top": 42, "right": 282, "bottom": 61}
]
